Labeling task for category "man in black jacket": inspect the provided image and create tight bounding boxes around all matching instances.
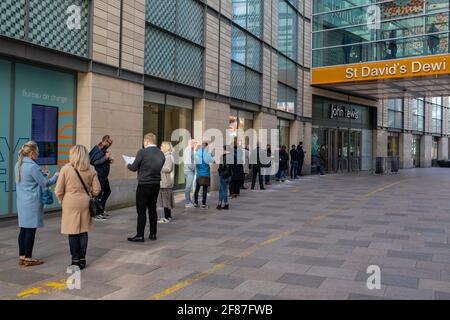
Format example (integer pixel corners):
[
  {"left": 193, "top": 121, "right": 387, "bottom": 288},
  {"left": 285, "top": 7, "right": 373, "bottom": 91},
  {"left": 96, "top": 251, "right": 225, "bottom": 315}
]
[
  {"left": 290, "top": 145, "right": 299, "bottom": 179},
  {"left": 250, "top": 143, "right": 266, "bottom": 190},
  {"left": 89, "top": 135, "right": 113, "bottom": 220},
  {"left": 297, "top": 142, "right": 305, "bottom": 177},
  {"left": 127, "top": 133, "right": 165, "bottom": 242}
]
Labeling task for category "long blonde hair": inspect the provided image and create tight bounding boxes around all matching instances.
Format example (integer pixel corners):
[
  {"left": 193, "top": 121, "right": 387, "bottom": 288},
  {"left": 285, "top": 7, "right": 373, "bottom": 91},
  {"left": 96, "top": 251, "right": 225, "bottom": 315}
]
[
  {"left": 69, "top": 145, "right": 90, "bottom": 171},
  {"left": 161, "top": 141, "right": 173, "bottom": 154},
  {"left": 17, "top": 141, "right": 38, "bottom": 183}
]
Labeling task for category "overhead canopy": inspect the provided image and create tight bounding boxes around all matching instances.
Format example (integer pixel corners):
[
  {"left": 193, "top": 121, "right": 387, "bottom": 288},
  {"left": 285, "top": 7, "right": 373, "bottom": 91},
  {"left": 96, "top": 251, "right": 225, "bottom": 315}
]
[{"left": 311, "top": 54, "right": 450, "bottom": 99}]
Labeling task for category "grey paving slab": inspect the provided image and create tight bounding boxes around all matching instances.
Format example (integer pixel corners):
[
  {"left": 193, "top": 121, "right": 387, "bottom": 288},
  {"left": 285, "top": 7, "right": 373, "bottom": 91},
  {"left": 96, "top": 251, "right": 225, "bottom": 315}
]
[
  {"left": 337, "top": 239, "right": 371, "bottom": 248},
  {"left": 276, "top": 273, "right": 326, "bottom": 288},
  {"left": 0, "top": 269, "right": 52, "bottom": 286},
  {"left": 355, "top": 271, "right": 419, "bottom": 289},
  {"left": 296, "top": 256, "right": 345, "bottom": 268},
  {"left": 197, "top": 274, "right": 246, "bottom": 290},
  {"left": 387, "top": 250, "right": 433, "bottom": 262}
]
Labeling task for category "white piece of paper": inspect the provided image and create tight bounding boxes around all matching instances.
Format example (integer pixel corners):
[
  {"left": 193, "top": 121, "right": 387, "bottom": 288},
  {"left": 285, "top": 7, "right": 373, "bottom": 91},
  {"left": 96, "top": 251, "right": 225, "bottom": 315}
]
[{"left": 122, "top": 155, "right": 136, "bottom": 165}]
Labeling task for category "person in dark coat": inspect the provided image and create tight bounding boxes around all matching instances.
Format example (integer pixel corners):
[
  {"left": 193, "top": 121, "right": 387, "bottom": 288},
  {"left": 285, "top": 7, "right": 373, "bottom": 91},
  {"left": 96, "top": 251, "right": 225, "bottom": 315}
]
[
  {"left": 290, "top": 145, "right": 299, "bottom": 179},
  {"left": 276, "top": 145, "right": 289, "bottom": 182},
  {"left": 89, "top": 135, "right": 113, "bottom": 220},
  {"left": 229, "top": 144, "right": 245, "bottom": 198},
  {"left": 264, "top": 144, "right": 272, "bottom": 185},
  {"left": 296, "top": 142, "right": 305, "bottom": 177}
]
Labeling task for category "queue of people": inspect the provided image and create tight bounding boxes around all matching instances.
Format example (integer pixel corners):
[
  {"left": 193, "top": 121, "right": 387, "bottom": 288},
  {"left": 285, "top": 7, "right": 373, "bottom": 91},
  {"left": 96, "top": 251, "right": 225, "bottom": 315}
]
[{"left": 14, "top": 134, "right": 309, "bottom": 270}]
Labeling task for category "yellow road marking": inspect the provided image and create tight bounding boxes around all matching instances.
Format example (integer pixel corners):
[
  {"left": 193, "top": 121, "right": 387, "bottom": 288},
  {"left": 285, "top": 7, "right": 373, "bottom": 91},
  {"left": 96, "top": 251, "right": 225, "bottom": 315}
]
[
  {"left": 16, "top": 280, "right": 67, "bottom": 298},
  {"left": 148, "top": 179, "right": 406, "bottom": 300}
]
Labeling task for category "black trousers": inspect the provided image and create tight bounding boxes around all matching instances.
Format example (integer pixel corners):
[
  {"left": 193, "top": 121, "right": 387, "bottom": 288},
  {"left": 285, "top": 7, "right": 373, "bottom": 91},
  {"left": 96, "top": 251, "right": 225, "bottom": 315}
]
[
  {"left": 99, "top": 178, "right": 111, "bottom": 212},
  {"left": 230, "top": 180, "right": 242, "bottom": 195},
  {"left": 68, "top": 233, "right": 88, "bottom": 261},
  {"left": 164, "top": 208, "right": 172, "bottom": 219},
  {"left": 18, "top": 228, "right": 37, "bottom": 258},
  {"left": 136, "top": 184, "right": 160, "bottom": 237},
  {"left": 298, "top": 160, "right": 304, "bottom": 176},
  {"left": 251, "top": 167, "right": 264, "bottom": 189}
]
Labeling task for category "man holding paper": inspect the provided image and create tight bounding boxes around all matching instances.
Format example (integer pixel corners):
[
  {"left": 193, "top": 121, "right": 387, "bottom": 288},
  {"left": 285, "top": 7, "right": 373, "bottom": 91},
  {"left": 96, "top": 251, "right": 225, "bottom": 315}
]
[{"left": 126, "top": 133, "right": 165, "bottom": 242}]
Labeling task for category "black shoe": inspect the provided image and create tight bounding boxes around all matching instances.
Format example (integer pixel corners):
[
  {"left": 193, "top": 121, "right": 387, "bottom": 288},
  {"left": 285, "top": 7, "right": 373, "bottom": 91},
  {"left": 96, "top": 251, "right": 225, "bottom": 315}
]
[
  {"left": 128, "top": 235, "right": 144, "bottom": 242},
  {"left": 79, "top": 259, "right": 86, "bottom": 270},
  {"left": 223, "top": 204, "right": 229, "bottom": 210},
  {"left": 241, "top": 187, "right": 248, "bottom": 190},
  {"left": 149, "top": 234, "right": 157, "bottom": 241},
  {"left": 69, "top": 260, "right": 80, "bottom": 269},
  {"left": 216, "top": 204, "right": 222, "bottom": 210}
]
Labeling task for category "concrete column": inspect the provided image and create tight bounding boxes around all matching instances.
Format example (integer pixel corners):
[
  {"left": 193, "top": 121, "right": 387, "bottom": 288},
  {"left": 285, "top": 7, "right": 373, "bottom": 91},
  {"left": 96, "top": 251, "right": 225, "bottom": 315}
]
[
  {"left": 438, "top": 137, "right": 448, "bottom": 160},
  {"left": 193, "top": 98, "right": 230, "bottom": 190},
  {"left": 375, "top": 129, "right": 388, "bottom": 158},
  {"left": 302, "top": 122, "right": 312, "bottom": 174},
  {"left": 253, "top": 111, "right": 279, "bottom": 148},
  {"left": 420, "top": 135, "right": 433, "bottom": 168},
  {"left": 399, "top": 133, "right": 413, "bottom": 169},
  {"left": 289, "top": 120, "right": 303, "bottom": 147},
  {"left": 77, "top": 72, "right": 144, "bottom": 208}
]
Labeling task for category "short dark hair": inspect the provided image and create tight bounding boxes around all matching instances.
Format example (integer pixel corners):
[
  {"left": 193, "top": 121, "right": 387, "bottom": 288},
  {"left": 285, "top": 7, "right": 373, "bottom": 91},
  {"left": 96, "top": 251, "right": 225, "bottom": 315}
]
[
  {"left": 299, "top": 141, "right": 303, "bottom": 145},
  {"left": 102, "top": 135, "right": 111, "bottom": 142}
]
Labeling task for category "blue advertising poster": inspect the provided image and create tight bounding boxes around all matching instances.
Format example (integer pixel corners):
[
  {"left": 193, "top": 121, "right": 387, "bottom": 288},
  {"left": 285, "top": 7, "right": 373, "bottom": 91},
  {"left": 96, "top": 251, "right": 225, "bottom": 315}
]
[{"left": 31, "top": 104, "right": 58, "bottom": 165}]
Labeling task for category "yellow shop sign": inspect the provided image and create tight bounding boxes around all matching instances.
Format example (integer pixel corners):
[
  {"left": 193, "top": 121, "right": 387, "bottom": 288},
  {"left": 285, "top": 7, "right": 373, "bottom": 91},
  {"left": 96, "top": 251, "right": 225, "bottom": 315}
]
[{"left": 312, "top": 55, "right": 450, "bottom": 85}]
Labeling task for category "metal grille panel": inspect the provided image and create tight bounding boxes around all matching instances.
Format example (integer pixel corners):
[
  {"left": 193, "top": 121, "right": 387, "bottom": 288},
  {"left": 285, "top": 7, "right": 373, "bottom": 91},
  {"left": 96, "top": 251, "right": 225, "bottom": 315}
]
[{"left": 0, "top": 0, "right": 25, "bottom": 39}]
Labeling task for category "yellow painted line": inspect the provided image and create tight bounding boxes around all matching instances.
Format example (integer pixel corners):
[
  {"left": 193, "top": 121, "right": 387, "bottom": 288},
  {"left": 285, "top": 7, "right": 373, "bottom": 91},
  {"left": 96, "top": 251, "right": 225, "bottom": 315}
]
[
  {"left": 16, "top": 279, "right": 67, "bottom": 299},
  {"left": 147, "top": 179, "right": 405, "bottom": 300}
]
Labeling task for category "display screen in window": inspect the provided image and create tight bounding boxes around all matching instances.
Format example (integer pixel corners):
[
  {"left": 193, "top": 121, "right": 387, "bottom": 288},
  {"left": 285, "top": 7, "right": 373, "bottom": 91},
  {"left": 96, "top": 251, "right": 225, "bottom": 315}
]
[{"left": 31, "top": 104, "right": 58, "bottom": 165}]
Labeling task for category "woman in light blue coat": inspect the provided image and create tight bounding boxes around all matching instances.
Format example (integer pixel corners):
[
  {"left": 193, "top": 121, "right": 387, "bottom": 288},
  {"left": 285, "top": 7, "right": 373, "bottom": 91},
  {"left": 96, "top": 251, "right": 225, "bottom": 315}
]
[{"left": 15, "top": 141, "right": 59, "bottom": 267}]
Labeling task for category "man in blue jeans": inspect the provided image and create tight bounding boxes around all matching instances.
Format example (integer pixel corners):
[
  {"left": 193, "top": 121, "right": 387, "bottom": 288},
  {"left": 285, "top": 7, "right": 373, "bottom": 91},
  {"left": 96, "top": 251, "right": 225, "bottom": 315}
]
[{"left": 183, "top": 139, "right": 197, "bottom": 208}]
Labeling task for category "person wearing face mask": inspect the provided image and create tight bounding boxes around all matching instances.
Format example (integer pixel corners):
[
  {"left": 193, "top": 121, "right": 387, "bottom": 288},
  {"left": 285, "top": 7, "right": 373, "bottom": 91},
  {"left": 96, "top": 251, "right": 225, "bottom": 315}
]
[
  {"left": 15, "top": 141, "right": 59, "bottom": 267},
  {"left": 89, "top": 135, "right": 113, "bottom": 221}
]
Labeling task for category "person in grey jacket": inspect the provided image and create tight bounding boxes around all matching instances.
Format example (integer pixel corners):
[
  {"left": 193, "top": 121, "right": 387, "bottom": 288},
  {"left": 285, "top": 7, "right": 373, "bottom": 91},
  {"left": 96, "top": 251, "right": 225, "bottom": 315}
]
[
  {"left": 157, "top": 142, "right": 175, "bottom": 223},
  {"left": 15, "top": 141, "right": 59, "bottom": 267},
  {"left": 126, "top": 133, "right": 165, "bottom": 242}
]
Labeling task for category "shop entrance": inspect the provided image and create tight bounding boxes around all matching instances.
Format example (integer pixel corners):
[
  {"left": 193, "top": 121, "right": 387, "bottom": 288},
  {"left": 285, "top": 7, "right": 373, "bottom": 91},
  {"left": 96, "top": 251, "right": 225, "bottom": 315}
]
[
  {"left": 412, "top": 136, "right": 421, "bottom": 168},
  {"left": 313, "top": 128, "right": 362, "bottom": 172}
]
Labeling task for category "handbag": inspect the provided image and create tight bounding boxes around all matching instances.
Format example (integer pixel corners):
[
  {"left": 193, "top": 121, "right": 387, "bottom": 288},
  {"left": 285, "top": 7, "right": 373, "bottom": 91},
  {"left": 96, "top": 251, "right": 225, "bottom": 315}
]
[
  {"left": 41, "top": 188, "right": 54, "bottom": 205},
  {"left": 198, "top": 149, "right": 211, "bottom": 186},
  {"left": 198, "top": 176, "right": 211, "bottom": 186},
  {"left": 73, "top": 167, "right": 103, "bottom": 217}
]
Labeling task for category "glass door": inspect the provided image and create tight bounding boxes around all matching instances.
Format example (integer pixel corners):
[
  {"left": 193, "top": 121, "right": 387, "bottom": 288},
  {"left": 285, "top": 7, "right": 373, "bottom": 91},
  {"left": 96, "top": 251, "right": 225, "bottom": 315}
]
[
  {"left": 0, "top": 59, "right": 11, "bottom": 216},
  {"left": 350, "top": 130, "right": 362, "bottom": 171},
  {"left": 412, "top": 136, "right": 421, "bottom": 168}
]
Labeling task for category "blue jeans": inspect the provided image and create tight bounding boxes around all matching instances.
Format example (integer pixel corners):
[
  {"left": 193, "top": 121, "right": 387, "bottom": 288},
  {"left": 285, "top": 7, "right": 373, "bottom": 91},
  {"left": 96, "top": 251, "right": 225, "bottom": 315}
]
[
  {"left": 219, "top": 176, "right": 231, "bottom": 204},
  {"left": 194, "top": 177, "right": 208, "bottom": 205},
  {"left": 276, "top": 169, "right": 287, "bottom": 180},
  {"left": 290, "top": 161, "right": 298, "bottom": 179},
  {"left": 184, "top": 170, "right": 195, "bottom": 204}
]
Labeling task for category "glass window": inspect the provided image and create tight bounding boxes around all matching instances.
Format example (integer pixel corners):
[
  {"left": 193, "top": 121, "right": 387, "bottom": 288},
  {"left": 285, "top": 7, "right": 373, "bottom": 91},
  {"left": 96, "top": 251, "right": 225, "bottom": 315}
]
[
  {"left": 231, "top": 26, "right": 262, "bottom": 72},
  {"left": 279, "top": 0, "right": 298, "bottom": 60},
  {"left": 232, "top": 0, "right": 262, "bottom": 37},
  {"left": 312, "top": 0, "right": 450, "bottom": 67},
  {"left": 277, "top": 83, "right": 296, "bottom": 113},
  {"left": 387, "top": 98, "right": 403, "bottom": 129},
  {"left": 412, "top": 98, "right": 425, "bottom": 132},
  {"left": 430, "top": 97, "right": 443, "bottom": 134},
  {"left": 0, "top": 59, "right": 11, "bottom": 216}
]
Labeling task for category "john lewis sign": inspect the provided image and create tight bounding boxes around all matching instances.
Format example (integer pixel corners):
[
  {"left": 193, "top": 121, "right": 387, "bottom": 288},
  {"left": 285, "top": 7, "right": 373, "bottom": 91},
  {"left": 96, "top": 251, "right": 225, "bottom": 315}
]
[{"left": 330, "top": 104, "right": 359, "bottom": 120}]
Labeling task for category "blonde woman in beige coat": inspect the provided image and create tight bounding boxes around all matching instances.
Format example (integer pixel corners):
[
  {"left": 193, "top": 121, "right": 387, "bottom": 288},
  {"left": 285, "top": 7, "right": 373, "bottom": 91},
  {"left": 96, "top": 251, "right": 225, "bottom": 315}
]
[
  {"left": 157, "top": 142, "right": 175, "bottom": 224},
  {"left": 55, "top": 145, "right": 101, "bottom": 270}
]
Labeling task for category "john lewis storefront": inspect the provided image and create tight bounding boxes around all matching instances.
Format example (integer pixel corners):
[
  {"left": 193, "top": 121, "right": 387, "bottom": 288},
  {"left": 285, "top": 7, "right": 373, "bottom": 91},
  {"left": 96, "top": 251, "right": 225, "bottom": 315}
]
[
  {"left": 312, "top": 96, "right": 376, "bottom": 173},
  {"left": 0, "top": 58, "right": 76, "bottom": 217}
]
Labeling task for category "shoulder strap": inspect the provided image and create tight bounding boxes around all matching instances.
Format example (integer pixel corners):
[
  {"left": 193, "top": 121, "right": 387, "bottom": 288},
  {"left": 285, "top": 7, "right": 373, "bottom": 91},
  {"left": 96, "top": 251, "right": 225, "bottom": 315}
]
[{"left": 73, "top": 167, "right": 91, "bottom": 197}]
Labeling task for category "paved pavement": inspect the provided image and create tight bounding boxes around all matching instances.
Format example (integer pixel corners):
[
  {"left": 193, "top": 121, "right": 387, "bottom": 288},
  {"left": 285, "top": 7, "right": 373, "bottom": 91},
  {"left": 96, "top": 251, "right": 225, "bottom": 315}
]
[{"left": 1, "top": 168, "right": 450, "bottom": 300}]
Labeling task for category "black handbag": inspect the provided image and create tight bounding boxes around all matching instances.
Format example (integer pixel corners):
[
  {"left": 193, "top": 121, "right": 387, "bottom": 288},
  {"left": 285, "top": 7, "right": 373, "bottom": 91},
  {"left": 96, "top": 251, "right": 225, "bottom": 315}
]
[{"left": 73, "top": 167, "right": 103, "bottom": 217}]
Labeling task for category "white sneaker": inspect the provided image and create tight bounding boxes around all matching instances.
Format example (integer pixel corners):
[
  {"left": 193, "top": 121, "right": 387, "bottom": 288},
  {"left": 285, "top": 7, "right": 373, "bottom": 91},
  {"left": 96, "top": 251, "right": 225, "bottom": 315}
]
[
  {"left": 158, "top": 218, "right": 170, "bottom": 224},
  {"left": 185, "top": 203, "right": 194, "bottom": 208}
]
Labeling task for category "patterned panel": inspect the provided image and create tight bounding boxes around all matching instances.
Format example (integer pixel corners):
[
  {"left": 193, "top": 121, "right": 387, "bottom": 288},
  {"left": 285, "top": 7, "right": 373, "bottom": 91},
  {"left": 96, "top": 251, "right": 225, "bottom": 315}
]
[
  {"left": 246, "top": 68, "right": 262, "bottom": 104},
  {"left": 29, "top": 0, "right": 89, "bottom": 57},
  {"left": 246, "top": 34, "right": 262, "bottom": 72},
  {"left": 146, "top": 0, "right": 177, "bottom": 34},
  {"left": 178, "top": 0, "right": 204, "bottom": 45},
  {"left": 0, "top": 0, "right": 25, "bottom": 39},
  {"left": 247, "top": 0, "right": 262, "bottom": 37},
  {"left": 147, "top": 0, "right": 204, "bottom": 45},
  {"left": 176, "top": 41, "right": 203, "bottom": 87},
  {"left": 145, "top": 26, "right": 176, "bottom": 81},
  {"left": 231, "top": 62, "right": 246, "bottom": 100}
]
